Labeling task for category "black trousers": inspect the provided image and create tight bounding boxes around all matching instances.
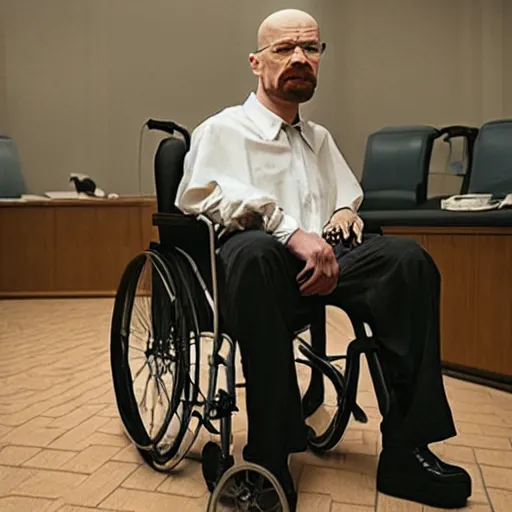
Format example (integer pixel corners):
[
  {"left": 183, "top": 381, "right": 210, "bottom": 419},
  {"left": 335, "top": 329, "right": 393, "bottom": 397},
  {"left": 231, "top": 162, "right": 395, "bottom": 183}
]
[{"left": 218, "top": 230, "right": 457, "bottom": 465}]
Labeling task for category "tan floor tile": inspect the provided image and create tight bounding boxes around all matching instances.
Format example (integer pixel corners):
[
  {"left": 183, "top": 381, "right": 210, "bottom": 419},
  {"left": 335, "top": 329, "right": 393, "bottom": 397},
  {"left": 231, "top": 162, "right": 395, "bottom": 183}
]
[
  {"left": 121, "top": 463, "right": 168, "bottom": 491},
  {"left": 459, "top": 463, "right": 488, "bottom": 504},
  {"left": 482, "top": 424, "right": 512, "bottom": 438},
  {"left": 48, "top": 416, "right": 111, "bottom": 451},
  {"left": 110, "top": 445, "right": 144, "bottom": 464},
  {"left": 43, "top": 402, "right": 86, "bottom": 419},
  {"left": 82, "top": 431, "right": 130, "bottom": 448},
  {"left": 87, "top": 389, "right": 116, "bottom": 406},
  {"left": 157, "top": 460, "right": 208, "bottom": 498},
  {"left": 1, "top": 417, "right": 67, "bottom": 447},
  {"left": 430, "top": 443, "right": 476, "bottom": 464},
  {"left": 377, "top": 492, "right": 421, "bottom": 510},
  {"left": 331, "top": 503, "right": 374, "bottom": 512},
  {"left": 446, "top": 433, "right": 511, "bottom": 450},
  {"left": 22, "top": 449, "right": 78, "bottom": 470},
  {"left": 61, "top": 445, "right": 122, "bottom": 474},
  {"left": 491, "top": 395, "right": 512, "bottom": 411},
  {"left": 296, "top": 492, "right": 332, "bottom": 511},
  {"left": 298, "top": 465, "right": 376, "bottom": 505},
  {"left": 0, "top": 424, "right": 12, "bottom": 437},
  {"left": 452, "top": 412, "right": 507, "bottom": 427},
  {"left": 48, "top": 405, "right": 106, "bottom": 430},
  {"left": 424, "top": 502, "right": 491, "bottom": 511},
  {"left": 0, "top": 466, "right": 37, "bottom": 496},
  {"left": 0, "top": 496, "right": 54, "bottom": 511},
  {"left": 480, "top": 465, "right": 512, "bottom": 491},
  {"left": 475, "top": 448, "right": 512, "bottom": 468},
  {"left": 333, "top": 429, "right": 379, "bottom": 457},
  {"left": 54, "top": 506, "right": 119, "bottom": 512},
  {"left": 0, "top": 445, "right": 42, "bottom": 465},
  {"left": 97, "top": 418, "right": 125, "bottom": 436},
  {"left": 3, "top": 298, "right": 512, "bottom": 512},
  {"left": 487, "top": 488, "right": 512, "bottom": 512},
  {"left": 456, "top": 422, "right": 483, "bottom": 435},
  {"left": 298, "top": 450, "right": 379, "bottom": 478},
  {"left": 11, "top": 468, "right": 88, "bottom": 498},
  {"left": 96, "top": 405, "right": 120, "bottom": 419},
  {"left": 100, "top": 487, "right": 200, "bottom": 511},
  {"left": 446, "top": 388, "right": 493, "bottom": 405},
  {"left": 62, "top": 461, "right": 138, "bottom": 507}
]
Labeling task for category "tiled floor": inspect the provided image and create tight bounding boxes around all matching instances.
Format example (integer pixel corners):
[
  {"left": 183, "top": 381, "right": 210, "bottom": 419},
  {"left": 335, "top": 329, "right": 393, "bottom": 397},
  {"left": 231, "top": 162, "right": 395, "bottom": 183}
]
[{"left": 0, "top": 298, "right": 511, "bottom": 512}]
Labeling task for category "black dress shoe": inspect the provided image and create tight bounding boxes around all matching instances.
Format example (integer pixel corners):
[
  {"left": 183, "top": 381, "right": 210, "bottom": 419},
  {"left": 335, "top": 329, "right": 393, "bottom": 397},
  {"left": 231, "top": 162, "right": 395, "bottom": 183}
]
[{"left": 377, "top": 446, "right": 472, "bottom": 509}]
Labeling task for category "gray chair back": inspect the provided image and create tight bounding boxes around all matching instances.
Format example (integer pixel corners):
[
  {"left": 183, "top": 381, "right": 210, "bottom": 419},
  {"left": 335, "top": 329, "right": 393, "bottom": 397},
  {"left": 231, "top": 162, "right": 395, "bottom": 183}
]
[
  {"left": 360, "top": 125, "right": 439, "bottom": 210},
  {"left": 0, "top": 136, "right": 26, "bottom": 198},
  {"left": 468, "top": 119, "right": 512, "bottom": 195}
]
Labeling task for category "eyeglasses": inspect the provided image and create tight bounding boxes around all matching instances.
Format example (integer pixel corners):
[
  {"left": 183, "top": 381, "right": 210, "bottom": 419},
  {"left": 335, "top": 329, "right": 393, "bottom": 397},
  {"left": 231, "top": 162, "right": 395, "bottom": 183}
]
[{"left": 254, "top": 41, "right": 326, "bottom": 61}]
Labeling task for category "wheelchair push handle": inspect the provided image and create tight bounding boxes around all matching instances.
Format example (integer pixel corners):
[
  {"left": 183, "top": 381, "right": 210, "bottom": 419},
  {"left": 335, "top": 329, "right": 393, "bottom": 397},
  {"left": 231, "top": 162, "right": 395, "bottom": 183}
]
[
  {"left": 146, "top": 119, "right": 191, "bottom": 150},
  {"left": 438, "top": 125, "right": 479, "bottom": 143}
]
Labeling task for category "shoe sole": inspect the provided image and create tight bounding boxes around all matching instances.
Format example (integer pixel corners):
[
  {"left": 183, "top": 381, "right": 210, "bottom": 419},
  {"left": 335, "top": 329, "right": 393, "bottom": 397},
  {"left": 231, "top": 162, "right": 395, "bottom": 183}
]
[{"left": 377, "top": 474, "right": 470, "bottom": 509}]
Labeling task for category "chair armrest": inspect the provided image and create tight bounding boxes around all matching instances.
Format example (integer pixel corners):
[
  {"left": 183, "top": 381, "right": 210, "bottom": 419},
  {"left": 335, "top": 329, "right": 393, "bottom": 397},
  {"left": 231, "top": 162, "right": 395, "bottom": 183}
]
[
  {"left": 152, "top": 212, "right": 220, "bottom": 253},
  {"left": 152, "top": 212, "right": 202, "bottom": 228}
]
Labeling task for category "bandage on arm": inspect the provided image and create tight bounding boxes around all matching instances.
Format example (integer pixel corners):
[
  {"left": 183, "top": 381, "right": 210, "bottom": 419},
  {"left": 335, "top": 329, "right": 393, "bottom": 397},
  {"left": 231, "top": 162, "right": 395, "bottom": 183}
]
[{"left": 175, "top": 122, "right": 299, "bottom": 243}]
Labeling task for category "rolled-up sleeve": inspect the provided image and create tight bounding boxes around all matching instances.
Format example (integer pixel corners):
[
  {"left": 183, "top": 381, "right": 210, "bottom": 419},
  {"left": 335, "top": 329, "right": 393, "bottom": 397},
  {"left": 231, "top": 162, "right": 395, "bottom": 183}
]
[{"left": 176, "top": 122, "right": 299, "bottom": 242}]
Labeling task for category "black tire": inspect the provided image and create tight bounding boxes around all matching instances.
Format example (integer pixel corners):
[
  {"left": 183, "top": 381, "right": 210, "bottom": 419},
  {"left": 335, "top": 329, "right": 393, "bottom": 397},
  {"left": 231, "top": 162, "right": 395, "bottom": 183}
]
[
  {"left": 207, "top": 462, "right": 290, "bottom": 512},
  {"left": 110, "top": 248, "right": 203, "bottom": 467}
]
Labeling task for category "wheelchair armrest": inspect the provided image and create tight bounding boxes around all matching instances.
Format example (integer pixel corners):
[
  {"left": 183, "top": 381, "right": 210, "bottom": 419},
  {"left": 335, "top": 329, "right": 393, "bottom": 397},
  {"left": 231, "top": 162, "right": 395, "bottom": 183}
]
[
  {"left": 152, "top": 212, "right": 203, "bottom": 229},
  {"left": 152, "top": 212, "right": 220, "bottom": 255}
]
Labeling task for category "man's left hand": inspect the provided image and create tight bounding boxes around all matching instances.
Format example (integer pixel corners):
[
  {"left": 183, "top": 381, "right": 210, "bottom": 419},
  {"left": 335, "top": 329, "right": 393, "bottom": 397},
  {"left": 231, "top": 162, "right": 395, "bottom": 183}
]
[{"left": 327, "top": 208, "right": 364, "bottom": 245}]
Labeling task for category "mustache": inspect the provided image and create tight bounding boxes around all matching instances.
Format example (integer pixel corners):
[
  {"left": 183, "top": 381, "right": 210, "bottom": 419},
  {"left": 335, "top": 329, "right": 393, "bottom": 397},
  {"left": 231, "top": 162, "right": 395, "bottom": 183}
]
[{"left": 281, "top": 67, "right": 316, "bottom": 83}]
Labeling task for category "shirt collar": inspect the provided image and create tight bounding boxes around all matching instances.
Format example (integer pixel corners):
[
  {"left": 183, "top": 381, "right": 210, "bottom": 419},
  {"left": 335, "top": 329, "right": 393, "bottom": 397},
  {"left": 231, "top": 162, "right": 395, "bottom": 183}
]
[{"left": 243, "top": 92, "right": 316, "bottom": 152}]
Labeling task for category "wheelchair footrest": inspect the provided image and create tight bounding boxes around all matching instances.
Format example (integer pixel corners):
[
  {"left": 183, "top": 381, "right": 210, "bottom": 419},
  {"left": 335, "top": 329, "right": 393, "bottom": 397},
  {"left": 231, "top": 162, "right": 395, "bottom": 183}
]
[{"left": 352, "top": 403, "right": 368, "bottom": 423}]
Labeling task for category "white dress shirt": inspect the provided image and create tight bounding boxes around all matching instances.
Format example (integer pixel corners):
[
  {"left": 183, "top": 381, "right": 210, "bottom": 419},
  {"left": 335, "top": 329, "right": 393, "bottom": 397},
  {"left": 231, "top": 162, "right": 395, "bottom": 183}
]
[{"left": 176, "top": 92, "right": 363, "bottom": 244}]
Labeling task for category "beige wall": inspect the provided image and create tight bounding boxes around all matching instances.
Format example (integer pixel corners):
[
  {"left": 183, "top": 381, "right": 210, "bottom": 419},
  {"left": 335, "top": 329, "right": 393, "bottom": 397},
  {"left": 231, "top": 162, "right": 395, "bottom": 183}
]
[{"left": 1, "top": 0, "right": 511, "bottom": 196}]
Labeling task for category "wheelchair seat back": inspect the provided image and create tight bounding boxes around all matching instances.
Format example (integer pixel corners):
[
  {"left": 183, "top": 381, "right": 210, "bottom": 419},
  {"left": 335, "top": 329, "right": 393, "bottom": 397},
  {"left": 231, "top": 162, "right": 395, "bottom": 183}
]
[
  {"left": 149, "top": 122, "right": 217, "bottom": 332},
  {"left": 154, "top": 137, "right": 187, "bottom": 214}
]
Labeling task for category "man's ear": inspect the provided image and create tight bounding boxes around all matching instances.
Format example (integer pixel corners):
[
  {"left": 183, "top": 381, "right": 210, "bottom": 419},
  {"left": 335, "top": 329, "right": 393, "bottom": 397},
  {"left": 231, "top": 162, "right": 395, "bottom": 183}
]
[{"left": 249, "top": 54, "right": 262, "bottom": 77}]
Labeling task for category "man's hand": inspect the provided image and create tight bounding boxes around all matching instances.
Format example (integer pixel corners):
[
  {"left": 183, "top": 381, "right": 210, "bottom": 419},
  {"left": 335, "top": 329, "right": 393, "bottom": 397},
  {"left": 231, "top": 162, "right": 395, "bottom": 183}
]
[
  {"left": 327, "top": 208, "right": 364, "bottom": 245},
  {"left": 287, "top": 229, "right": 339, "bottom": 296}
]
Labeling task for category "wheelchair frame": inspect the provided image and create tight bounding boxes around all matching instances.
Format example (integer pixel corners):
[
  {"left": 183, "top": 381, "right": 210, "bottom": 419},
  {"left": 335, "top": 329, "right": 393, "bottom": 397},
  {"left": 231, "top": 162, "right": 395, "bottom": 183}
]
[{"left": 110, "top": 119, "right": 392, "bottom": 510}]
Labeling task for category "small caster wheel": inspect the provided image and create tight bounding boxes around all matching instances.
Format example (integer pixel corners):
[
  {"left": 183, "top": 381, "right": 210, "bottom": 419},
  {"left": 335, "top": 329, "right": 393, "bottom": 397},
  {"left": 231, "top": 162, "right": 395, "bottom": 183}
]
[
  {"left": 207, "top": 462, "right": 290, "bottom": 512},
  {"left": 201, "top": 441, "right": 234, "bottom": 493}
]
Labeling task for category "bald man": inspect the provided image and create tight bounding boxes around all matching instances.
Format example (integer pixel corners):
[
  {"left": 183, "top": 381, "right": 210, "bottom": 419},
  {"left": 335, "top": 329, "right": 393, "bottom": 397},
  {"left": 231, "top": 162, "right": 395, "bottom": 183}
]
[{"left": 176, "top": 9, "right": 471, "bottom": 511}]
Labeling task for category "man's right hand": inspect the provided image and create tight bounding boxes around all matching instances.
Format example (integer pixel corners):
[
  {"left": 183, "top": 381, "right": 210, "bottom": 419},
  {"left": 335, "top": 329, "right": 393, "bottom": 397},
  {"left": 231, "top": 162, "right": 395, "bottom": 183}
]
[{"left": 286, "top": 229, "right": 339, "bottom": 296}]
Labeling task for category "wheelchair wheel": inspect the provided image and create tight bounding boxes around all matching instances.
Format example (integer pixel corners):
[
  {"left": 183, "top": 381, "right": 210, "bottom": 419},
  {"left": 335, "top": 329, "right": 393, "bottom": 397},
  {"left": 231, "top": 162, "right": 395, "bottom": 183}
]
[
  {"left": 207, "top": 463, "right": 290, "bottom": 512},
  {"left": 110, "top": 248, "right": 202, "bottom": 469}
]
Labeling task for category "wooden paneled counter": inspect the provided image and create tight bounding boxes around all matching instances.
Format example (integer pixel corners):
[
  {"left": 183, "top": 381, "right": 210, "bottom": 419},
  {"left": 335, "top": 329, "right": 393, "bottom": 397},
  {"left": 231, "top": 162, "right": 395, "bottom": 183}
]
[{"left": 0, "top": 197, "right": 157, "bottom": 297}]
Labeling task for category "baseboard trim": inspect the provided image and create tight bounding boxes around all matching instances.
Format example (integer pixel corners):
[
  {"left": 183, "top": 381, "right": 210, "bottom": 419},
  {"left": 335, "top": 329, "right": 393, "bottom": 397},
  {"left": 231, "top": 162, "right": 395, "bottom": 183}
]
[{"left": 442, "top": 362, "right": 512, "bottom": 393}]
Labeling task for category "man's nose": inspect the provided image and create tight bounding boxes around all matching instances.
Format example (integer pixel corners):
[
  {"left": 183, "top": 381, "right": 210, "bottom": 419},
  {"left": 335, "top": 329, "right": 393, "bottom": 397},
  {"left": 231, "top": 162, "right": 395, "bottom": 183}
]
[{"left": 290, "top": 46, "right": 308, "bottom": 63}]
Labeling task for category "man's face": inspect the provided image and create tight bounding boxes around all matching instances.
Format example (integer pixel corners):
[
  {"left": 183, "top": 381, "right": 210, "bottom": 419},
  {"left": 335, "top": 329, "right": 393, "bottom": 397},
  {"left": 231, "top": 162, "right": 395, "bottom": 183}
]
[{"left": 251, "top": 22, "right": 322, "bottom": 104}]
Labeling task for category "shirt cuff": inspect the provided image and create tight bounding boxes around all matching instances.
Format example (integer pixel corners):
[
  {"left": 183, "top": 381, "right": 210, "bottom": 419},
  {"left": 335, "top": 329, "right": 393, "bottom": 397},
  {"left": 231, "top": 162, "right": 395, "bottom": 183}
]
[{"left": 271, "top": 213, "right": 300, "bottom": 245}]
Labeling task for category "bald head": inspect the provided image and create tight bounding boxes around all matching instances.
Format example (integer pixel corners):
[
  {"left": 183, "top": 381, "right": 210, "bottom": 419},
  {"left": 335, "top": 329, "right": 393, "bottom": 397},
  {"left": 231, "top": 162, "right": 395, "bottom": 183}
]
[
  {"left": 257, "top": 9, "right": 319, "bottom": 49},
  {"left": 249, "top": 9, "right": 322, "bottom": 112}
]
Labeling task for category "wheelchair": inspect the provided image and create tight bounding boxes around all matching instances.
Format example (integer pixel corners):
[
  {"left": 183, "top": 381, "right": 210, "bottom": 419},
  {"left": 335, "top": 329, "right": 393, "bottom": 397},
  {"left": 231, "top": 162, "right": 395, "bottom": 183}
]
[{"left": 110, "top": 119, "right": 391, "bottom": 511}]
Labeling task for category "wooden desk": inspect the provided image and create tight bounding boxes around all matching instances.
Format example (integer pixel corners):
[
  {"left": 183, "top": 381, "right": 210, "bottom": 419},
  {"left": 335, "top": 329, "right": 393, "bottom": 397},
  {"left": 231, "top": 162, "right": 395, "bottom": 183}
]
[
  {"left": 383, "top": 225, "right": 512, "bottom": 389},
  {"left": 0, "top": 197, "right": 157, "bottom": 297}
]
